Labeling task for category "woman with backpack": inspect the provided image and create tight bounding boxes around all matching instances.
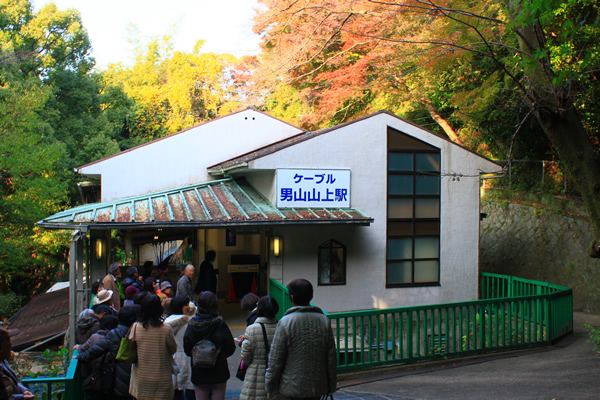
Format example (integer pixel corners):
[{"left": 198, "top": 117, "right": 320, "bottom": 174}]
[
  {"left": 183, "top": 291, "right": 235, "bottom": 400},
  {"left": 239, "top": 296, "right": 280, "bottom": 400}
]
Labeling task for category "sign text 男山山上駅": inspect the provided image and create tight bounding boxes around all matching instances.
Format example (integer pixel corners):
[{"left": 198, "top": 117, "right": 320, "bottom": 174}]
[{"left": 276, "top": 169, "right": 351, "bottom": 208}]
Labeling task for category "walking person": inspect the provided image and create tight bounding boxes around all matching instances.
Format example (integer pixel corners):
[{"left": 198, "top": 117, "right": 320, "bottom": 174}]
[
  {"left": 177, "top": 265, "right": 195, "bottom": 301},
  {"left": 164, "top": 296, "right": 195, "bottom": 400},
  {"left": 240, "top": 296, "right": 280, "bottom": 400},
  {"left": 184, "top": 292, "right": 235, "bottom": 400},
  {"left": 128, "top": 295, "right": 177, "bottom": 400},
  {"left": 194, "top": 251, "right": 218, "bottom": 295},
  {"left": 266, "top": 279, "right": 337, "bottom": 400}
]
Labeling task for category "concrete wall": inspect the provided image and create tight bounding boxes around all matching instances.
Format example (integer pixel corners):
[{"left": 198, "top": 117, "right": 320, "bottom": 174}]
[
  {"left": 247, "top": 113, "right": 499, "bottom": 312},
  {"left": 78, "top": 109, "right": 303, "bottom": 202},
  {"left": 480, "top": 197, "right": 600, "bottom": 312}
]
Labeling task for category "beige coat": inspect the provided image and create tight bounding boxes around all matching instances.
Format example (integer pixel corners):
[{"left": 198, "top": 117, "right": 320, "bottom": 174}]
[
  {"left": 102, "top": 273, "right": 121, "bottom": 311},
  {"left": 240, "top": 317, "right": 280, "bottom": 400},
  {"left": 129, "top": 322, "right": 177, "bottom": 400}
]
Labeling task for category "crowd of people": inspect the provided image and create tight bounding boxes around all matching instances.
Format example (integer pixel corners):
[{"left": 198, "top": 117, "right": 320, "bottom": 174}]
[{"left": 47, "top": 252, "right": 337, "bottom": 400}]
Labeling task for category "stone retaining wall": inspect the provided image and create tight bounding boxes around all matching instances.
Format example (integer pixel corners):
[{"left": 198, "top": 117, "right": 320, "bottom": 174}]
[{"left": 480, "top": 199, "right": 600, "bottom": 312}]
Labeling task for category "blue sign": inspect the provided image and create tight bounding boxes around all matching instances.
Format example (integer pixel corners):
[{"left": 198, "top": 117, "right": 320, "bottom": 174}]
[{"left": 276, "top": 169, "right": 351, "bottom": 208}]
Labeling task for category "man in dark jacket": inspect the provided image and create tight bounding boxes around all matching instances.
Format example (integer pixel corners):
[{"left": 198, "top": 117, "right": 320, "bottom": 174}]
[
  {"left": 194, "top": 251, "right": 218, "bottom": 295},
  {"left": 76, "top": 306, "right": 138, "bottom": 400},
  {"left": 75, "top": 306, "right": 111, "bottom": 345},
  {"left": 122, "top": 267, "right": 143, "bottom": 291}
]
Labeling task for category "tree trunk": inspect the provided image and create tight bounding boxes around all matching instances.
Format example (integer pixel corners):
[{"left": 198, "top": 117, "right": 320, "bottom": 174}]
[
  {"left": 533, "top": 106, "right": 600, "bottom": 257},
  {"left": 510, "top": 3, "right": 600, "bottom": 257},
  {"left": 424, "top": 99, "right": 464, "bottom": 146}
]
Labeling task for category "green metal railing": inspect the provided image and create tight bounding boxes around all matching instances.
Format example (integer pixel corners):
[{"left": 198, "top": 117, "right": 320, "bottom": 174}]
[
  {"left": 269, "top": 278, "right": 294, "bottom": 320},
  {"left": 22, "top": 350, "right": 83, "bottom": 400},
  {"left": 269, "top": 273, "right": 573, "bottom": 371},
  {"left": 22, "top": 273, "right": 573, "bottom": 398}
]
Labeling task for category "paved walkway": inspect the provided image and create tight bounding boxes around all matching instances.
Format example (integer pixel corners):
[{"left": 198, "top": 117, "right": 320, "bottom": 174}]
[{"left": 219, "top": 306, "right": 600, "bottom": 399}]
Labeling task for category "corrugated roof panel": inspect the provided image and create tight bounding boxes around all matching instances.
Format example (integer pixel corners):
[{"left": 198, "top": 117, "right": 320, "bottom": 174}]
[
  {"left": 168, "top": 193, "right": 188, "bottom": 221},
  {"left": 198, "top": 186, "right": 228, "bottom": 220},
  {"left": 183, "top": 190, "right": 208, "bottom": 220},
  {"left": 228, "top": 181, "right": 268, "bottom": 219},
  {"left": 115, "top": 204, "right": 132, "bottom": 223},
  {"left": 134, "top": 199, "right": 152, "bottom": 222},
  {"left": 211, "top": 184, "right": 246, "bottom": 220},
  {"left": 152, "top": 197, "right": 170, "bottom": 222},
  {"left": 38, "top": 178, "right": 373, "bottom": 228},
  {"left": 95, "top": 209, "right": 112, "bottom": 222}
]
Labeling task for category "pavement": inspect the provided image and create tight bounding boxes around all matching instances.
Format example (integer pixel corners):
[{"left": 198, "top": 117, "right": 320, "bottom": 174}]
[{"left": 218, "top": 301, "right": 600, "bottom": 400}]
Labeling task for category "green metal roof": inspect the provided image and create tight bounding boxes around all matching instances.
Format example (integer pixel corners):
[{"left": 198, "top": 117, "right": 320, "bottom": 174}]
[{"left": 38, "top": 178, "right": 373, "bottom": 230}]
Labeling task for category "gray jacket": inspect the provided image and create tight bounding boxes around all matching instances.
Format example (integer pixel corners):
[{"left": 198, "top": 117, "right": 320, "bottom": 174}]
[
  {"left": 265, "top": 306, "right": 337, "bottom": 398},
  {"left": 176, "top": 275, "right": 194, "bottom": 301}
]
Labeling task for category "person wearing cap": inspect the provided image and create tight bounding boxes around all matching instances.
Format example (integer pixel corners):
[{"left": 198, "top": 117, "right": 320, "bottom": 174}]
[
  {"left": 93, "top": 288, "right": 116, "bottom": 312},
  {"left": 160, "top": 281, "right": 173, "bottom": 299},
  {"left": 124, "top": 285, "right": 140, "bottom": 308},
  {"left": 102, "top": 263, "right": 122, "bottom": 311},
  {"left": 122, "top": 266, "right": 143, "bottom": 291},
  {"left": 0, "top": 327, "right": 35, "bottom": 399}
]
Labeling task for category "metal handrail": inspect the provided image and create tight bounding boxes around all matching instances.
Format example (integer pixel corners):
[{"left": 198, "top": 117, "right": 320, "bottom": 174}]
[
  {"left": 269, "top": 273, "right": 573, "bottom": 371},
  {"left": 21, "top": 273, "right": 573, "bottom": 398}
]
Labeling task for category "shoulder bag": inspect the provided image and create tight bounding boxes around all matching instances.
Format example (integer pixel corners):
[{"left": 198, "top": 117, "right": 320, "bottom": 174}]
[{"left": 116, "top": 322, "right": 138, "bottom": 363}]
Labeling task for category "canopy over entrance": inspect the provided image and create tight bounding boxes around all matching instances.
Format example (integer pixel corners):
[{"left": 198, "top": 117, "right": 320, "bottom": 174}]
[{"left": 38, "top": 177, "right": 373, "bottom": 230}]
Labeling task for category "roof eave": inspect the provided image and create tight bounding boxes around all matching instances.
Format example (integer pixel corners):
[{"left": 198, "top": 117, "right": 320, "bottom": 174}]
[{"left": 37, "top": 218, "right": 374, "bottom": 230}]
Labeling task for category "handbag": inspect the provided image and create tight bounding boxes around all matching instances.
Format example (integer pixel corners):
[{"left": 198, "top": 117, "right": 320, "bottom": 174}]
[
  {"left": 116, "top": 322, "right": 138, "bottom": 363},
  {"left": 235, "top": 359, "right": 248, "bottom": 381}
]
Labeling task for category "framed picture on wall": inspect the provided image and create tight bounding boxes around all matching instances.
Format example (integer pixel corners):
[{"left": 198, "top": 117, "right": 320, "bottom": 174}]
[{"left": 226, "top": 229, "right": 236, "bottom": 246}]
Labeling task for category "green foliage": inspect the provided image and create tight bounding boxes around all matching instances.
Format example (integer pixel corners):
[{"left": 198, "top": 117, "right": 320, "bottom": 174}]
[
  {"left": 0, "top": 292, "right": 23, "bottom": 320},
  {"left": 103, "top": 36, "right": 243, "bottom": 140},
  {"left": 585, "top": 323, "right": 600, "bottom": 355}
]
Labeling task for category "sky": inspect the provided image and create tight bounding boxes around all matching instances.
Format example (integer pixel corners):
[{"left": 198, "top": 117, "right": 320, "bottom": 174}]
[{"left": 34, "top": 0, "right": 262, "bottom": 69}]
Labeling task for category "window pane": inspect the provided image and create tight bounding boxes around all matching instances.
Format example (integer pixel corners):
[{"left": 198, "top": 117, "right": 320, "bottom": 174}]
[
  {"left": 389, "top": 153, "right": 413, "bottom": 171},
  {"left": 414, "top": 260, "right": 439, "bottom": 283},
  {"left": 415, "top": 175, "right": 440, "bottom": 195},
  {"left": 319, "top": 242, "right": 345, "bottom": 285},
  {"left": 388, "top": 222, "right": 412, "bottom": 236},
  {"left": 416, "top": 153, "right": 440, "bottom": 171},
  {"left": 388, "top": 199, "right": 413, "bottom": 218},
  {"left": 415, "top": 199, "right": 439, "bottom": 218},
  {"left": 388, "top": 238, "right": 413, "bottom": 259},
  {"left": 387, "top": 261, "right": 412, "bottom": 284},
  {"left": 415, "top": 222, "right": 439, "bottom": 235},
  {"left": 415, "top": 237, "right": 439, "bottom": 259},
  {"left": 388, "top": 175, "right": 413, "bottom": 195}
]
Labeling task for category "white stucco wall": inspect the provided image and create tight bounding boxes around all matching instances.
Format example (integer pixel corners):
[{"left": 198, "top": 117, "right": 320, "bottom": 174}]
[
  {"left": 77, "top": 109, "right": 303, "bottom": 201},
  {"left": 246, "top": 113, "right": 499, "bottom": 312}
]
